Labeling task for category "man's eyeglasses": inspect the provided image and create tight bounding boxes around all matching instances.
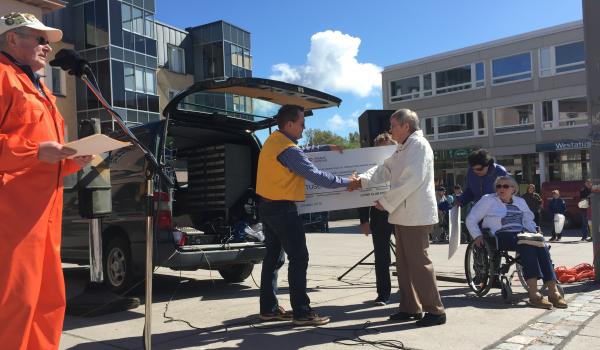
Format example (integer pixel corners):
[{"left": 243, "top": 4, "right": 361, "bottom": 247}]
[
  {"left": 496, "top": 184, "right": 511, "bottom": 189},
  {"left": 16, "top": 32, "right": 49, "bottom": 46}
]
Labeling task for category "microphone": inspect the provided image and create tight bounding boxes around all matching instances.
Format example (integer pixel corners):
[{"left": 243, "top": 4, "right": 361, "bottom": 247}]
[{"left": 49, "top": 49, "right": 90, "bottom": 78}]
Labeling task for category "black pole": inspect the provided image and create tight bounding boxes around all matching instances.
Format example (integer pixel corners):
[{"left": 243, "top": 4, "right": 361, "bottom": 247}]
[{"left": 582, "top": 0, "right": 600, "bottom": 282}]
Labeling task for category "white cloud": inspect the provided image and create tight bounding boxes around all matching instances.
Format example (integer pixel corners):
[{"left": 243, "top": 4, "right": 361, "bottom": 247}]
[
  {"left": 252, "top": 99, "right": 279, "bottom": 117},
  {"left": 270, "top": 30, "right": 382, "bottom": 98},
  {"left": 327, "top": 113, "right": 358, "bottom": 132}
]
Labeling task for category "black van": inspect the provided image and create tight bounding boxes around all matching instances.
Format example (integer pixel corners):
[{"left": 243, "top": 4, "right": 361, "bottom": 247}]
[{"left": 61, "top": 77, "right": 341, "bottom": 292}]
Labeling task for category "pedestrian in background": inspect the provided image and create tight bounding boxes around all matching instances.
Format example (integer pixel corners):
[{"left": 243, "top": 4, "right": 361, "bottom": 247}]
[
  {"left": 548, "top": 190, "right": 566, "bottom": 241},
  {"left": 0, "top": 12, "right": 92, "bottom": 350},
  {"left": 579, "top": 179, "right": 592, "bottom": 241},
  {"left": 522, "top": 184, "right": 542, "bottom": 226}
]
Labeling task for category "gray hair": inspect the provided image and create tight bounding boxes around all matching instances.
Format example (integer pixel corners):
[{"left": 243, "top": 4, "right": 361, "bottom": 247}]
[
  {"left": 494, "top": 175, "right": 518, "bottom": 195},
  {"left": 390, "top": 108, "right": 420, "bottom": 132},
  {"left": 0, "top": 27, "right": 28, "bottom": 50}
]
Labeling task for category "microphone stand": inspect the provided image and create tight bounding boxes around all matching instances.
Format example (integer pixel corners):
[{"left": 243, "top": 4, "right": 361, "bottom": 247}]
[{"left": 78, "top": 66, "right": 172, "bottom": 350}]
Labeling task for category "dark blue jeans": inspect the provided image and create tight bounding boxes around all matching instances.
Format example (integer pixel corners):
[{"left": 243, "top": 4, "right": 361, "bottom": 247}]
[
  {"left": 496, "top": 231, "right": 557, "bottom": 282},
  {"left": 259, "top": 200, "right": 311, "bottom": 318},
  {"left": 369, "top": 208, "right": 393, "bottom": 300},
  {"left": 581, "top": 210, "right": 590, "bottom": 238}
]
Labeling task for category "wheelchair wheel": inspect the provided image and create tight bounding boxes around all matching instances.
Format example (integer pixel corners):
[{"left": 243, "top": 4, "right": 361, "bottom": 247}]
[
  {"left": 500, "top": 276, "right": 512, "bottom": 304},
  {"left": 465, "top": 240, "right": 492, "bottom": 296},
  {"left": 516, "top": 263, "right": 547, "bottom": 293}
]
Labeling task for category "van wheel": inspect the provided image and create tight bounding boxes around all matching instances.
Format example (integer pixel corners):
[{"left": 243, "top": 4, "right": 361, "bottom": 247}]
[
  {"left": 103, "top": 236, "right": 134, "bottom": 293},
  {"left": 218, "top": 263, "right": 254, "bottom": 283}
]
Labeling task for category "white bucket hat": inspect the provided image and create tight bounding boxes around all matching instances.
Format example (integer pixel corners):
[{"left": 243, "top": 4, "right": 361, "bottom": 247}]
[{"left": 0, "top": 12, "right": 62, "bottom": 42}]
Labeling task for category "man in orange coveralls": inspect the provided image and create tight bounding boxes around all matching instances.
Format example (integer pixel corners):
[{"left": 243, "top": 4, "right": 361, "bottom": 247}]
[{"left": 0, "top": 12, "right": 92, "bottom": 350}]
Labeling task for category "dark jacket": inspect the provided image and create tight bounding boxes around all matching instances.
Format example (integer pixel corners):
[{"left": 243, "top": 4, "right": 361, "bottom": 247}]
[
  {"left": 458, "top": 163, "right": 507, "bottom": 206},
  {"left": 522, "top": 192, "right": 542, "bottom": 212},
  {"left": 549, "top": 198, "right": 566, "bottom": 215}
]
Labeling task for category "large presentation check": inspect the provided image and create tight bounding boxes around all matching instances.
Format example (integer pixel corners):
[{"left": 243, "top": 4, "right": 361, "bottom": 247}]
[{"left": 297, "top": 145, "right": 397, "bottom": 214}]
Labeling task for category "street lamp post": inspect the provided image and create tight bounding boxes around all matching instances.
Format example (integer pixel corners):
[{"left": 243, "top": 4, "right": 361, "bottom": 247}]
[{"left": 582, "top": 0, "right": 600, "bottom": 282}]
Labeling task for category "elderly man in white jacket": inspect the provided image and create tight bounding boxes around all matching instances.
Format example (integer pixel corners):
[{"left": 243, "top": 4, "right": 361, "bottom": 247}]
[{"left": 357, "top": 109, "right": 446, "bottom": 327}]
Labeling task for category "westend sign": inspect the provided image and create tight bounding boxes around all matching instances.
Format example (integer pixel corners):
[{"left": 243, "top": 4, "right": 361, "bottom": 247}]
[{"left": 535, "top": 139, "right": 592, "bottom": 152}]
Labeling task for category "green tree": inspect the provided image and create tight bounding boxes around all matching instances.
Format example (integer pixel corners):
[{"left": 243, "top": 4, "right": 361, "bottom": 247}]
[{"left": 302, "top": 129, "right": 361, "bottom": 149}]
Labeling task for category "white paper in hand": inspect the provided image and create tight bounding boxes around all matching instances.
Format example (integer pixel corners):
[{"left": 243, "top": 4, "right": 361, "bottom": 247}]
[
  {"left": 64, "top": 134, "right": 131, "bottom": 157},
  {"left": 448, "top": 206, "right": 461, "bottom": 259}
]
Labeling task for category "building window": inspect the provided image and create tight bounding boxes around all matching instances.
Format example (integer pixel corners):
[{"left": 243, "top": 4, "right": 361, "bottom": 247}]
[
  {"left": 167, "top": 44, "right": 185, "bottom": 73},
  {"left": 494, "top": 104, "right": 534, "bottom": 133},
  {"left": 422, "top": 110, "right": 486, "bottom": 141},
  {"left": 124, "top": 63, "right": 135, "bottom": 91},
  {"left": 122, "top": 3, "right": 155, "bottom": 38},
  {"left": 390, "top": 62, "right": 483, "bottom": 102},
  {"left": 168, "top": 89, "right": 178, "bottom": 100},
  {"left": 492, "top": 52, "right": 531, "bottom": 84},
  {"left": 390, "top": 76, "right": 420, "bottom": 102},
  {"left": 124, "top": 63, "right": 155, "bottom": 95},
  {"left": 45, "top": 65, "right": 66, "bottom": 96},
  {"left": 542, "top": 96, "right": 588, "bottom": 129},
  {"left": 539, "top": 41, "right": 585, "bottom": 77},
  {"left": 435, "top": 65, "right": 471, "bottom": 94}
]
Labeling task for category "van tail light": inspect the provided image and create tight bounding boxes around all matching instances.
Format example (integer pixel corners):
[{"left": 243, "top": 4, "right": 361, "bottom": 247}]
[
  {"left": 172, "top": 230, "right": 187, "bottom": 246},
  {"left": 154, "top": 191, "right": 172, "bottom": 231}
]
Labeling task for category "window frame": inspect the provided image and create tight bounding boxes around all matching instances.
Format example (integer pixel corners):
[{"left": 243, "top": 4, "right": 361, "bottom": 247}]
[
  {"left": 167, "top": 44, "right": 185, "bottom": 74},
  {"left": 541, "top": 95, "right": 588, "bottom": 130},
  {"left": 491, "top": 51, "right": 533, "bottom": 86},
  {"left": 388, "top": 62, "right": 485, "bottom": 104},
  {"left": 492, "top": 103, "right": 535, "bottom": 134},
  {"left": 421, "top": 110, "right": 487, "bottom": 142},
  {"left": 539, "top": 40, "right": 585, "bottom": 78},
  {"left": 45, "top": 65, "right": 67, "bottom": 97}
]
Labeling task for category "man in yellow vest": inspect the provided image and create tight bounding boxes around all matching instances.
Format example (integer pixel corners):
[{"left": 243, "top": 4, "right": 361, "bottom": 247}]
[{"left": 256, "top": 104, "right": 357, "bottom": 326}]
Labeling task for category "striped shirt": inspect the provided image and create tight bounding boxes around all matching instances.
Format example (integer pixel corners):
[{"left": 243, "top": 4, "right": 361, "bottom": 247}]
[
  {"left": 276, "top": 133, "right": 349, "bottom": 189},
  {"left": 500, "top": 203, "right": 524, "bottom": 232}
]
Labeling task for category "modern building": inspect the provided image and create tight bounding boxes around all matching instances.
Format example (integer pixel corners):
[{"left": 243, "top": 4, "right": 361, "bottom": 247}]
[
  {"left": 44, "top": 1, "right": 253, "bottom": 137},
  {"left": 155, "top": 20, "right": 253, "bottom": 119},
  {"left": 382, "top": 21, "right": 589, "bottom": 190}
]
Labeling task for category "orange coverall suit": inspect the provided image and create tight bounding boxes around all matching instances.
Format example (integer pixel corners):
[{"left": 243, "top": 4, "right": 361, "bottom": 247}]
[{"left": 0, "top": 53, "right": 80, "bottom": 350}]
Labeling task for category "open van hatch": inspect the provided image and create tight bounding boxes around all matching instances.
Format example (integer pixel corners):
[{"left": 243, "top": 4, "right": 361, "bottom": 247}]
[
  {"left": 152, "top": 77, "right": 341, "bottom": 277},
  {"left": 163, "top": 77, "right": 342, "bottom": 131}
]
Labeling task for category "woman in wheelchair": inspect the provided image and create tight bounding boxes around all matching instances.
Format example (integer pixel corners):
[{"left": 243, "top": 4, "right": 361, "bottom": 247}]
[{"left": 466, "top": 176, "right": 567, "bottom": 309}]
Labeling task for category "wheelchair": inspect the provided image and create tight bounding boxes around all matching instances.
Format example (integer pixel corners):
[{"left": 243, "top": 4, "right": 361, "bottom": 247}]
[{"left": 464, "top": 229, "right": 564, "bottom": 303}]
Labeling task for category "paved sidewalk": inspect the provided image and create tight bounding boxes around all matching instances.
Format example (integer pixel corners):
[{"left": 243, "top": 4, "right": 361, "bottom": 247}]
[{"left": 59, "top": 219, "right": 599, "bottom": 349}]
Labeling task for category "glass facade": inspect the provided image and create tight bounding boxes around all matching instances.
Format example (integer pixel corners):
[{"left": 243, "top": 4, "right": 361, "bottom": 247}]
[{"left": 52, "top": 0, "right": 161, "bottom": 129}]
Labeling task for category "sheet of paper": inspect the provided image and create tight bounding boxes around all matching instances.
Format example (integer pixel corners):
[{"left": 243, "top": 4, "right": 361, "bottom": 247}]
[
  {"left": 64, "top": 134, "right": 131, "bottom": 157},
  {"left": 297, "top": 145, "right": 397, "bottom": 214},
  {"left": 448, "top": 206, "right": 461, "bottom": 259}
]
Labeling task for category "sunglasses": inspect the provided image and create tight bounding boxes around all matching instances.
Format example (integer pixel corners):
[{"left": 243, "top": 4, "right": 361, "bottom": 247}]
[
  {"left": 16, "top": 32, "right": 49, "bottom": 45},
  {"left": 496, "top": 184, "right": 512, "bottom": 189}
]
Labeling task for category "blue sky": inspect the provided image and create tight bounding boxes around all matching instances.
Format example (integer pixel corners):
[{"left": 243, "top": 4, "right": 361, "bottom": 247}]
[{"left": 155, "top": 0, "right": 582, "bottom": 144}]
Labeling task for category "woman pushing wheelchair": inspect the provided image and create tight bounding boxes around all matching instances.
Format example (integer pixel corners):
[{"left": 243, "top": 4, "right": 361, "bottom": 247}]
[{"left": 465, "top": 176, "right": 567, "bottom": 309}]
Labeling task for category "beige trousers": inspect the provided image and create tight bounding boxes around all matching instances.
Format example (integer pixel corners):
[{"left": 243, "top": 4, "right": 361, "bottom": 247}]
[{"left": 394, "top": 225, "right": 445, "bottom": 315}]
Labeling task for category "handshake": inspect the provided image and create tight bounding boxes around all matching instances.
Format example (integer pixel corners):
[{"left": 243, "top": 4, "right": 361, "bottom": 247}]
[{"left": 347, "top": 172, "right": 362, "bottom": 191}]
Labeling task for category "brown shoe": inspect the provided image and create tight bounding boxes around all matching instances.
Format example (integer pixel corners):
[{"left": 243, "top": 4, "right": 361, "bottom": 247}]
[
  {"left": 292, "top": 311, "right": 330, "bottom": 326},
  {"left": 548, "top": 295, "right": 568, "bottom": 309},
  {"left": 260, "top": 306, "right": 293, "bottom": 321},
  {"left": 527, "top": 296, "right": 553, "bottom": 310}
]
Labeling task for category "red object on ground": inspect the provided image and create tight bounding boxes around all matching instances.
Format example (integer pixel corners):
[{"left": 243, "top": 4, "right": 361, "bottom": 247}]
[{"left": 555, "top": 263, "right": 595, "bottom": 283}]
